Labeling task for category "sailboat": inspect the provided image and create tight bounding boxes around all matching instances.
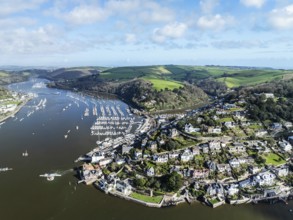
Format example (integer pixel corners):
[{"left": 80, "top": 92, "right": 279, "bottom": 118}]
[{"left": 22, "top": 150, "right": 28, "bottom": 157}]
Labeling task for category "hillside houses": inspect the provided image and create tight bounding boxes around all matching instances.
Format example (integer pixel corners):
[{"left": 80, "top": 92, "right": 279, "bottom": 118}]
[
  {"left": 76, "top": 92, "right": 293, "bottom": 209},
  {"left": 208, "top": 127, "right": 222, "bottom": 134},
  {"left": 278, "top": 140, "right": 292, "bottom": 152},
  {"left": 185, "top": 123, "right": 200, "bottom": 133},
  {"left": 209, "top": 141, "right": 221, "bottom": 152},
  {"left": 228, "top": 143, "right": 246, "bottom": 154},
  {"left": 180, "top": 150, "right": 193, "bottom": 162}
]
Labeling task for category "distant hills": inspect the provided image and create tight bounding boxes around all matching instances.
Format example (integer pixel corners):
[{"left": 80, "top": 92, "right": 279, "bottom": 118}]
[
  {"left": 42, "top": 65, "right": 293, "bottom": 88},
  {"left": 2, "top": 64, "right": 293, "bottom": 112}
]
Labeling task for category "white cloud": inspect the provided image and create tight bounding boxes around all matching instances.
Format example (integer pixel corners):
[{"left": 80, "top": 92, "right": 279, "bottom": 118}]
[
  {"left": 106, "top": 0, "right": 140, "bottom": 13},
  {"left": 47, "top": 0, "right": 175, "bottom": 26},
  {"left": 0, "top": 25, "right": 78, "bottom": 54},
  {"left": 64, "top": 5, "right": 110, "bottom": 25},
  {"left": 125, "top": 34, "right": 137, "bottom": 44},
  {"left": 269, "top": 4, "right": 293, "bottom": 29},
  {"left": 0, "top": 0, "right": 46, "bottom": 16},
  {"left": 197, "top": 14, "right": 234, "bottom": 30},
  {"left": 200, "top": 0, "right": 219, "bottom": 14},
  {"left": 152, "top": 22, "right": 187, "bottom": 43},
  {"left": 139, "top": 6, "right": 175, "bottom": 23},
  {"left": 240, "top": 0, "right": 266, "bottom": 8}
]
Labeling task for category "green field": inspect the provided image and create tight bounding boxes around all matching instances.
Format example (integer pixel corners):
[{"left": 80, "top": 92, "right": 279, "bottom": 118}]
[
  {"left": 40, "top": 64, "right": 293, "bottom": 89},
  {"left": 0, "top": 72, "right": 9, "bottom": 77},
  {"left": 216, "top": 70, "right": 290, "bottom": 88},
  {"left": 130, "top": 192, "right": 163, "bottom": 204},
  {"left": 263, "top": 153, "right": 285, "bottom": 166},
  {"left": 218, "top": 117, "right": 234, "bottom": 123},
  {"left": 143, "top": 78, "right": 183, "bottom": 91}
]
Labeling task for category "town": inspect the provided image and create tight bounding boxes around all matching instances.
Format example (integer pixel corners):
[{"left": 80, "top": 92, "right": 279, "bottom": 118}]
[
  {"left": 75, "top": 92, "right": 293, "bottom": 208},
  {"left": 0, "top": 89, "right": 33, "bottom": 124}
]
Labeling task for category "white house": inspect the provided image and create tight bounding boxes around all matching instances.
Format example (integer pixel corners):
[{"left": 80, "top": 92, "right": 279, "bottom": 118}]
[
  {"left": 217, "top": 164, "right": 231, "bottom": 173},
  {"left": 279, "top": 140, "right": 292, "bottom": 152},
  {"left": 273, "top": 166, "right": 289, "bottom": 177},
  {"left": 91, "top": 152, "right": 105, "bottom": 163},
  {"left": 228, "top": 143, "right": 246, "bottom": 154},
  {"left": 185, "top": 124, "right": 200, "bottom": 133},
  {"left": 115, "top": 180, "right": 132, "bottom": 195},
  {"left": 263, "top": 93, "right": 274, "bottom": 99},
  {"left": 168, "top": 152, "right": 179, "bottom": 160},
  {"left": 209, "top": 141, "right": 221, "bottom": 152},
  {"left": 229, "top": 158, "right": 240, "bottom": 168},
  {"left": 155, "top": 154, "right": 169, "bottom": 163},
  {"left": 191, "top": 146, "right": 200, "bottom": 155},
  {"left": 180, "top": 150, "right": 193, "bottom": 162},
  {"left": 254, "top": 171, "right": 276, "bottom": 186},
  {"left": 134, "top": 151, "right": 143, "bottom": 159},
  {"left": 226, "top": 184, "right": 239, "bottom": 196},
  {"left": 284, "top": 122, "right": 293, "bottom": 129},
  {"left": 224, "top": 121, "right": 235, "bottom": 128},
  {"left": 146, "top": 167, "right": 155, "bottom": 177}
]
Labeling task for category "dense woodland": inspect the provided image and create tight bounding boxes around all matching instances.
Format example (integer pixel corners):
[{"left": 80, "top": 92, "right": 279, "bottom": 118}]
[
  {"left": 228, "top": 79, "right": 293, "bottom": 122},
  {"left": 50, "top": 76, "right": 209, "bottom": 112},
  {"left": 196, "top": 78, "right": 227, "bottom": 96}
]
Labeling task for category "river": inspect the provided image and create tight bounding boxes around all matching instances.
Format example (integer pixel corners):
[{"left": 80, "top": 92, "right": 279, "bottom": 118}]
[{"left": 0, "top": 79, "right": 292, "bottom": 220}]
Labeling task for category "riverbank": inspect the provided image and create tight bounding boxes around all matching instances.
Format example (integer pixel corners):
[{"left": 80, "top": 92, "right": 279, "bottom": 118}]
[{"left": 0, "top": 97, "right": 31, "bottom": 123}]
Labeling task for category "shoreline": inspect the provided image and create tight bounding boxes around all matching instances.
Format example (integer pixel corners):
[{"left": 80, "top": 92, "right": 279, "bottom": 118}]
[{"left": 0, "top": 97, "right": 31, "bottom": 123}]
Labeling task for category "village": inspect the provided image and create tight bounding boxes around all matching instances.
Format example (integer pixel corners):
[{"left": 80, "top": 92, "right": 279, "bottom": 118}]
[
  {"left": 0, "top": 90, "right": 32, "bottom": 124},
  {"left": 76, "top": 92, "right": 293, "bottom": 208}
]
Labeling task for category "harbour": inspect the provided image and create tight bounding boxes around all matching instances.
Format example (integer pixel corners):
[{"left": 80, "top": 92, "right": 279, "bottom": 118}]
[{"left": 0, "top": 78, "right": 292, "bottom": 220}]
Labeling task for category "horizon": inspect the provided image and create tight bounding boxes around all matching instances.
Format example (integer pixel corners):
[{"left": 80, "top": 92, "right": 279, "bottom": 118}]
[
  {"left": 1, "top": 0, "right": 293, "bottom": 68},
  {"left": 0, "top": 63, "right": 292, "bottom": 71}
]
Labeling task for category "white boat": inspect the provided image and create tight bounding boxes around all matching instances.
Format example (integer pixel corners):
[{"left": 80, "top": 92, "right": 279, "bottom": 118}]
[
  {"left": 64, "top": 135, "right": 68, "bottom": 139},
  {"left": 22, "top": 150, "right": 28, "bottom": 157},
  {"left": 39, "top": 173, "right": 61, "bottom": 181},
  {"left": 0, "top": 167, "right": 13, "bottom": 172},
  {"left": 76, "top": 126, "right": 79, "bottom": 130}
]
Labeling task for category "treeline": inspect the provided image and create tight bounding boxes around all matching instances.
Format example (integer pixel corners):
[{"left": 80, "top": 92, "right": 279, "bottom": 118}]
[
  {"left": 196, "top": 78, "right": 227, "bottom": 96},
  {"left": 0, "top": 87, "right": 11, "bottom": 98},
  {"left": 227, "top": 79, "right": 293, "bottom": 122}
]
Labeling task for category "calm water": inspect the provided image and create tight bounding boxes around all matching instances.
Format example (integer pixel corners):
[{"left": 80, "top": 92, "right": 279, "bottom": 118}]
[{"left": 0, "top": 79, "right": 292, "bottom": 220}]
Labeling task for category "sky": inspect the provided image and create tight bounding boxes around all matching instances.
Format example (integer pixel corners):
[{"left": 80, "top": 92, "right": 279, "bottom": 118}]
[{"left": 1, "top": 0, "right": 293, "bottom": 68}]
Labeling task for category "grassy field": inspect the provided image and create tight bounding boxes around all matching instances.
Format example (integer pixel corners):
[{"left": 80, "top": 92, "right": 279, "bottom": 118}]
[
  {"left": 101, "top": 65, "right": 293, "bottom": 88},
  {"left": 0, "top": 72, "right": 9, "bottom": 77},
  {"left": 216, "top": 70, "right": 290, "bottom": 88},
  {"left": 218, "top": 117, "right": 234, "bottom": 122},
  {"left": 45, "top": 64, "right": 293, "bottom": 89},
  {"left": 263, "top": 153, "right": 286, "bottom": 166},
  {"left": 143, "top": 78, "right": 183, "bottom": 91},
  {"left": 130, "top": 192, "right": 163, "bottom": 204}
]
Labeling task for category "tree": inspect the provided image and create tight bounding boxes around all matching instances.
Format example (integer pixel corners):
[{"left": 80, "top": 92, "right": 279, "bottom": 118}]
[
  {"left": 134, "top": 177, "right": 147, "bottom": 189},
  {"left": 164, "top": 139, "right": 177, "bottom": 151},
  {"left": 163, "top": 172, "right": 183, "bottom": 192},
  {"left": 255, "top": 156, "right": 266, "bottom": 164}
]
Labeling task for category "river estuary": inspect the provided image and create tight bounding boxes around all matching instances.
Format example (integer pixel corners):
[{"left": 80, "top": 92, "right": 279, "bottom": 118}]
[{"left": 0, "top": 79, "right": 292, "bottom": 220}]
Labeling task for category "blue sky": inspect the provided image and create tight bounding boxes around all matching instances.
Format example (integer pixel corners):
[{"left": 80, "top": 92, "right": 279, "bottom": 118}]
[{"left": 1, "top": 0, "right": 293, "bottom": 68}]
